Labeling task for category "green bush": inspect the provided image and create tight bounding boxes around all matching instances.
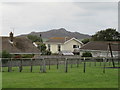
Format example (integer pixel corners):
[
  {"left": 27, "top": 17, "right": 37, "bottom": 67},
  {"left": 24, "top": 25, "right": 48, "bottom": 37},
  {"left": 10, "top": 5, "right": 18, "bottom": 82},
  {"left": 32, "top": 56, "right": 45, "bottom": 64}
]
[
  {"left": 2, "top": 50, "right": 12, "bottom": 58},
  {"left": 21, "top": 54, "right": 34, "bottom": 58},
  {"left": 37, "top": 43, "right": 46, "bottom": 52},
  {"left": 41, "top": 50, "right": 51, "bottom": 55},
  {"left": 81, "top": 52, "right": 92, "bottom": 57}
]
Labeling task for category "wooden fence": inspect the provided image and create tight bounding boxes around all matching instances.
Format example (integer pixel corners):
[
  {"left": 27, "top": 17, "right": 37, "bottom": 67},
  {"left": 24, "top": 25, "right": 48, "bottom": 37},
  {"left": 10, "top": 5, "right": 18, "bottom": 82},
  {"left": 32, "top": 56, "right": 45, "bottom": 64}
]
[{"left": 0, "top": 55, "right": 119, "bottom": 73}]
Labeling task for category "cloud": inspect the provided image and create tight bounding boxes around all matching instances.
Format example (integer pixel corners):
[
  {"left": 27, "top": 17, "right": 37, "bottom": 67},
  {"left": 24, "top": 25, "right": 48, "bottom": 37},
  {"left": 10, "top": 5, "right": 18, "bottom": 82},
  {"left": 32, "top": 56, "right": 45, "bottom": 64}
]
[{"left": 1, "top": 2, "right": 118, "bottom": 36}]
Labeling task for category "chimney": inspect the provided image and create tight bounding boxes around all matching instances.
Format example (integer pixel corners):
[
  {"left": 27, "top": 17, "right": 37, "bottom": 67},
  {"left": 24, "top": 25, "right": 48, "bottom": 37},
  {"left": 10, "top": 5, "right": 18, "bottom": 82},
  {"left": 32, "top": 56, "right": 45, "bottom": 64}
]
[
  {"left": 40, "top": 34, "right": 42, "bottom": 37},
  {"left": 9, "top": 32, "right": 13, "bottom": 42},
  {"left": 39, "top": 34, "right": 43, "bottom": 42}
]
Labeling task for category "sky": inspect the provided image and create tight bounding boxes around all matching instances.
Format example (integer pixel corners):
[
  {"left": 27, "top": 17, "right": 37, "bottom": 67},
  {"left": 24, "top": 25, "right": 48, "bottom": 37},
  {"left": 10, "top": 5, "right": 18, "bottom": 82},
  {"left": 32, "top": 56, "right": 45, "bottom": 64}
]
[{"left": 0, "top": 1, "right": 118, "bottom": 36}]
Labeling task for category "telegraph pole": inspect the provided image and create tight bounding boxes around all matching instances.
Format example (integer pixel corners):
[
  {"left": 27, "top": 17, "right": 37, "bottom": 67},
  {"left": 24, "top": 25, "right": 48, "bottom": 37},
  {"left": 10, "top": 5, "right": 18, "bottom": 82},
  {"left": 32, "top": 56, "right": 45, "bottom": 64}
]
[{"left": 108, "top": 43, "right": 115, "bottom": 67}]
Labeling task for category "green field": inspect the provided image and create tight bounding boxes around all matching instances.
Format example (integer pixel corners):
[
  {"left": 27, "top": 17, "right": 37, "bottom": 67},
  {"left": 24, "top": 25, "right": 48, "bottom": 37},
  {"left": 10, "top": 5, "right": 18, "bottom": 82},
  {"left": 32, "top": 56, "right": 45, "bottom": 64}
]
[{"left": 2, "top": 62, "right": 119, "bottom": 88}]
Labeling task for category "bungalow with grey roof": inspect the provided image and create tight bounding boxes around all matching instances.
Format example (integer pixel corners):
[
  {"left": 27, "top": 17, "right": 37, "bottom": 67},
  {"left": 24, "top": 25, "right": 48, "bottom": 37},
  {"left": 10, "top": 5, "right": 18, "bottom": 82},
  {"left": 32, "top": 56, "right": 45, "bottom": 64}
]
[
  {"left": 1, "top": 32, "right": 40, "bottom": 55},
  {"left": 80, "top": 41, "right": 120, "bottom": 57}
]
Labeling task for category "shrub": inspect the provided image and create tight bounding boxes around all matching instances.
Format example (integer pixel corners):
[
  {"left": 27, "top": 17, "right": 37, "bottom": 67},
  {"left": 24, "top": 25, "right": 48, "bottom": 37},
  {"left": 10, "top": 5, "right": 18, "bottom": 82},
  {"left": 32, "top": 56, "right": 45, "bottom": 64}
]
[
  {"left": 2, "top": 50, "right": 12, "bottom": 58},
  {"left": 95, "top": 57, "right": 104, "bottom": 62},
  {"left": 1, "top": 51, "right": 12, "bottom": 64},
  {"left": 21, "top": 54, "right": 34, "bottom": 58},
  {"left": 37, "top": 43, "right": 46, "bottom": 52},
  {"left": 41, "top": 50, "right": 51, "bottom": 55},
  {"left": 14, "top": 55, "right": 22, "bottom": 58},
  {"left": 81, "top": 52, "right": 92, "bottom": 57}
]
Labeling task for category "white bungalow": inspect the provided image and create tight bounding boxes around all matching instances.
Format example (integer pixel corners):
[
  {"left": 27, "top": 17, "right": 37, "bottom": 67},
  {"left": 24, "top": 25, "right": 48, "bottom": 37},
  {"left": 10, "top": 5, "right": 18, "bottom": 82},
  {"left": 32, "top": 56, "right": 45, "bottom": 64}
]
[{"left": 44, "top": 37, "right": 83, "bottom": 55}]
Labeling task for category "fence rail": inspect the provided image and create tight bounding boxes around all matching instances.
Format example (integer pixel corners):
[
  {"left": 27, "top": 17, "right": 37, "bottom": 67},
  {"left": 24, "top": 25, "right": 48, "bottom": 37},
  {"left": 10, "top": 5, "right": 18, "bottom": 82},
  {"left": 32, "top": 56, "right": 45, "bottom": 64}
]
[{"left": 0, "top": 56, "right": 119, "bottom": 73}]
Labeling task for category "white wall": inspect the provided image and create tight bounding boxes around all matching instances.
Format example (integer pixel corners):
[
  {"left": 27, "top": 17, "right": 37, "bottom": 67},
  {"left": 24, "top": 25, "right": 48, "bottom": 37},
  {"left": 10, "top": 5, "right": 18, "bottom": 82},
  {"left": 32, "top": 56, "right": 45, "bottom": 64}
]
[
  {"left": 45, "top": 39, "right": 82, "bottom": 53},
  {"left": 46, "top": 43, "right": 63, "bottom": 53},
  {"left": 80, "top": 50, "right": 119, "bottom": 57},
  {"left": 63, "top": 39, "right": 82, "bottom": 52}
]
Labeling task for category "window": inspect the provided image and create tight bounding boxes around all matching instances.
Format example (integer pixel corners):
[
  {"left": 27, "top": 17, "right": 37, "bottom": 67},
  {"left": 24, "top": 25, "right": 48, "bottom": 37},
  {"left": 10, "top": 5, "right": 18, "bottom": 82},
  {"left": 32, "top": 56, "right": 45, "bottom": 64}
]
[
  {"left": 48, "top": 44, "right": 51, "bottom": 51},
  {"left": 58, "top": 44, "right": 61, "bottom": 52},
  {"left": 73, "top": 45, "right": 79, "bottom": 48}
]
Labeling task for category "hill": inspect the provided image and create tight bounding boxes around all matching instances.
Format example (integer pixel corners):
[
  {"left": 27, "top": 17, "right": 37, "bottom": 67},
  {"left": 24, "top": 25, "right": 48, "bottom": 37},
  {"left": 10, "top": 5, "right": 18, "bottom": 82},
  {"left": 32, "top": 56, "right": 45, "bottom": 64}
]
[{"left": 19, "top": 28, "right": 91, "bottom": 40}]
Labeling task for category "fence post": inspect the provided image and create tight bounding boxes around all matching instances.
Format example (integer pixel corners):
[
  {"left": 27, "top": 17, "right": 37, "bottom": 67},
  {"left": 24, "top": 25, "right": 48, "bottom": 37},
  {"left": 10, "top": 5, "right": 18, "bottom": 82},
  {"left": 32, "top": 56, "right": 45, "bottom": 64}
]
[
  {"left": 19, "top": 59, "right": 23, "bottom": 72},
  {"left": 57, "top": 59, "right": 59, "bottom": 69},
  {"left": 100, "top": 61, "right": 101, "bottom": 66},
  {"left": 109, "top": 61, "right": 111, "bottom": 66},
  {"left": 89, "top": 61, "right": 91, "bottom": 67},
  {"left": 103, "top": 58, "right": 106, "bottom": 73},
  {"left": 30, "top": 58, "right": 33, "bottom": 72},
  {"left": 118, "top": 57, "right": 120, "bottom": 67},
  {"left": 83, "top": 57, "right": 86, "bottom": 73},
  {"left": 94, "top": 58, "right": 96, "bottom": 66},
  {"left": 77, "top": 59, "right": 79, "bottom": 68},
  {"left": 79, "top": 58, "right": 82, "bottom": 66},
  {"left": 71, "top": 59, "right": 72, "bottom": 68},
  {"left": 0, "top": 59, "right": 1, "bottom": 72},
  {"left": 108, "top": 58, "right": 111, "bottom": 66},
  {"left": 43, "top": 58, "right": 46, "bottom": 73},
  {"left": 8, "top": 58, "right": 12, "bottom": 72},
  {"left": 65, "top": 58, "right": 68, "bottom": 73},
  {"left": 49, "top": 59, "right": 50, "bottom": 70},
  {"left": 80, "top": 59, "right": 82, "bottom": 64},
  {"left": 40, "top": 59, "right": 43, "bottom": 72},
  {"left": 7, "top": 59, "right": 9, "bottom": 72}
]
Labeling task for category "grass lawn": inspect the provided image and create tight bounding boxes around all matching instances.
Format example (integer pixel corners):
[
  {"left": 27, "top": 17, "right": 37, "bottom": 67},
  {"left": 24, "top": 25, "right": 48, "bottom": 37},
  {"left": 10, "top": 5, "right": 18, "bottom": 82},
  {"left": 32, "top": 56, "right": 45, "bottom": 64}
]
[{"left": 2, "top": 62, "right": 119, "bottom": 88}]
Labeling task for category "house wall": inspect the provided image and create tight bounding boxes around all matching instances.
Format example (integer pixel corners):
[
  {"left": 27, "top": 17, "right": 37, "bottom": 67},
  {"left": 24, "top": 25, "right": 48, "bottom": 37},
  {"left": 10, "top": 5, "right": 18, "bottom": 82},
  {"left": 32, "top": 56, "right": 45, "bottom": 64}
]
[
  {"left": 80, "top": 50, "right": 119, "bottom": 57},
  {"left": 45, "top": 39, "right": 82, "bottom": 53},
  {"left": 63, "top": 39, "right": 82, "bottom": 52},
  {"left": 46, "top": 43, "right": 64, "bottom": 53},
  {"left": 51, "top": 44, "right": 64, "bottom": 53}
]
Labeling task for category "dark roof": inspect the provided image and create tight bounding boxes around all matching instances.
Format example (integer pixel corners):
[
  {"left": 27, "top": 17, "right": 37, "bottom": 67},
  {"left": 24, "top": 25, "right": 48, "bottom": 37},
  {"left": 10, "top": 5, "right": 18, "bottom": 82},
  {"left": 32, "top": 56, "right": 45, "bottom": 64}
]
[
  {"left": 45, "top": 37, "right": 72, "bottom": 43},
  {"left": 1, "top": 36, "right": 40, "bottom": 54},
  {"left": 80, "top": 41, "right": 120, "bottom": 51}
]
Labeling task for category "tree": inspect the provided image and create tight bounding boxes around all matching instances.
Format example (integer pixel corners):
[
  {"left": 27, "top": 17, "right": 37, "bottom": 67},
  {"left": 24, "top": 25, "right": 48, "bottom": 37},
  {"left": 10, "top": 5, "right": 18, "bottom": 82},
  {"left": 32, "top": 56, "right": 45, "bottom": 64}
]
[
  {"left": 37, "top": 43, "right": 46, "bottom": 52},
  {"left": 27, "top": 35, "right": 42, "bottom": 42},
  {"left": 27, "top": 34, "right": 51, "bottom": 55},
  {"left": 91, "top": 28, "right": 120, "bottom": 41},
  {"left": 37, "top": 43, "right": 52, "bottom": 55},
  {"left": 81, "top": 38, "right": 90, "bottom": 44}
]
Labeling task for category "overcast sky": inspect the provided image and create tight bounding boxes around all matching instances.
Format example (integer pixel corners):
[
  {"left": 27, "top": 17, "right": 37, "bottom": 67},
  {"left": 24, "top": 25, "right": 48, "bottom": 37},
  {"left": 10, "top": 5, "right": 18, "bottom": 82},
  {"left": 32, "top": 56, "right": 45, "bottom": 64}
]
[{"left": 1, "top": 2, "right": 118, "bottom": 36}]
